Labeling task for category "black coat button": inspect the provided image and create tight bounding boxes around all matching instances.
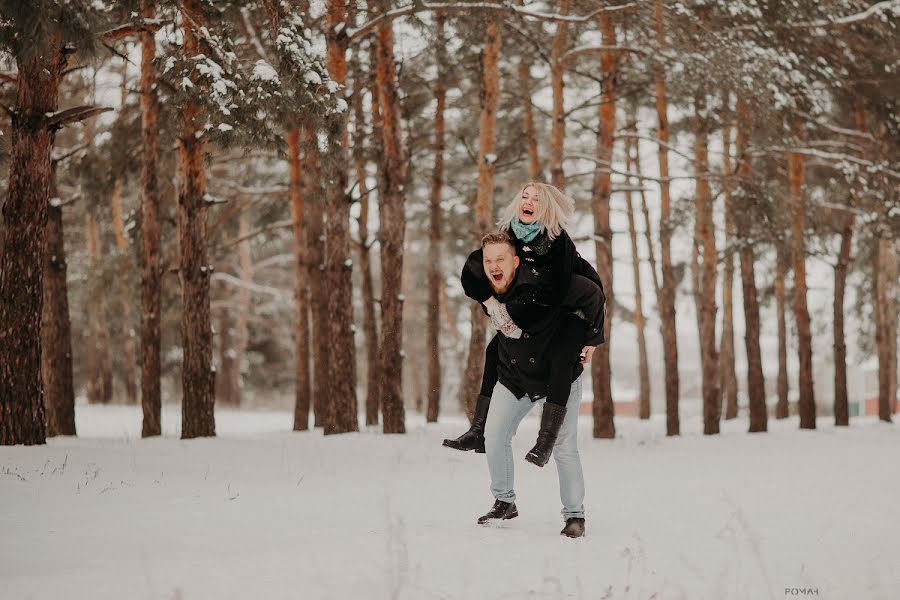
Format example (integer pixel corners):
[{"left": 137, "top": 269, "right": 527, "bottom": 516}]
[
  {"left": 511, "top": 358, "right": 517, "bottom": 364},
  {"left": 523, "top": 333, "right": 529, "bottom": 339},
  {"left": 529, "top": 357, "right": 535, "bottom": 363}
]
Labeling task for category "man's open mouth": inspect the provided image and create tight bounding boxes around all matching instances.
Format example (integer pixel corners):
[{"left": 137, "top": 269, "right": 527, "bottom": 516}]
[{"left": 491, "top": 272, "right": 503, "bottom": 282}]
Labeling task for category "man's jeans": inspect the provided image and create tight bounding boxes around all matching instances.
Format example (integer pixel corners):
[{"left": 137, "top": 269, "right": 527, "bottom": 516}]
[{"left": 483, "top": 377, "right": 585, "bottom": 519}]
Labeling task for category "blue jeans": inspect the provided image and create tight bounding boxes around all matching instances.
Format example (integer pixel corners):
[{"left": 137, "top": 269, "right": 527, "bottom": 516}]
[{"left": 483, "top": 377, "right": 585, "bottom": 519}]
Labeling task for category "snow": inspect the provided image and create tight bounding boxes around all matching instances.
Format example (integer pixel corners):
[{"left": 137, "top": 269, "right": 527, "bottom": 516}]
[
  {"left": 251, "top": 60, "right": 279, "bottom": 84},
  {"left": 2, "top": 404, "right": 898, "bottom": 599}
]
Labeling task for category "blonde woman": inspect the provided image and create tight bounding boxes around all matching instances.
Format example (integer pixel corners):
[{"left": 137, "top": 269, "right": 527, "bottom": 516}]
[{"left": 444, "top": 182, "right": 605, "bottom": 467}]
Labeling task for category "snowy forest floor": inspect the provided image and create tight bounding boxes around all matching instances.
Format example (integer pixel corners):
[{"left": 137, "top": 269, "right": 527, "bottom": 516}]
[{"left": 2, "top": 404, "right": 898, "bottom": 600}]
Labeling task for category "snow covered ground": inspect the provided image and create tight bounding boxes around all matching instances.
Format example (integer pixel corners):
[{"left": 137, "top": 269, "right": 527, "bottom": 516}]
[{"left": 2, "top": 404, "right": 898, "bottom": 600}]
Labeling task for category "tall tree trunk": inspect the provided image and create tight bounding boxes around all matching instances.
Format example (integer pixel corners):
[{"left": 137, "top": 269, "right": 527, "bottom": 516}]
[
  {"left": 875, "top": 236, "right": 898, "bottom": 422},
  {"left": 304, "top": 141, "right": 328, "bottom": 428},
  {"left": 548, "top": 0, "right": 569, "bottom": 189},
  {"left": 652, "top": 0, "right": 679, "bottom": 436},
  {"left": 735, "top": 98, "right": 767, "bottom": 432},
  {"left": 591, "top": 13, "right": 617, "bottom": 439},
  {"left": 426, "top": 12, "right": 447, "bottom": 424},
  {"left": 0, "top": 50, "right": 67, "bottom": 445},
  {"left": 86, "top": 213, "right": 113, "bottom": 405},
  {"left": 179, "top": 0, "right": 215, "bottom": 438},
  {"left": 458, "top": 17, "right": 501, "bottom": 420},
  {"left": 833, "top": 212, "right": 854, "bottom": 426},
  {"left": 233, "top": 215, "right": 252, "bottom": 406},
  {"left": 789, "top": 125, "right": 815, "bottom": 430},
  {"left": 287, "top": 128, "right": 312, "bottom": 431},
  {"left": 351, "top": 48, "right": 380, "bottom": 427},
  {"left": 214, "top": 294, "right": 238, "bottom": 406},
  {"left": 374, "top": 0, "right": 407, "bottom": 434},
  {"left": 140, "top": 0, "right": 162, "bottom": 437},
  {"left": 719, "top": 97, "right": 738, "bottom": 420},
  {"left": 323, "top": 0, "right": 359, "bottom": 434},
  {"left": 41, "top": 162, "right": 76, "bottom": 437},
  {"left": 693, "top": 93, "right": 720, "bottom": 435},
  {"left": 624, "top": 138, "right": 650, "bottom": 419},
  {"left": 516, "top": 0, "right": 541, "bottom": 180},
  {"left": 774, "top": 198, "right": 790, "bottom": 419}
]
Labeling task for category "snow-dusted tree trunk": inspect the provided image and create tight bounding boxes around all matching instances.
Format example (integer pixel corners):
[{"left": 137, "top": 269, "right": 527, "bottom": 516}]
[
  {"left": 374, "top": 0, "right": 407, "bottom": 434},
  {"left": 652, "top": 0, "right": 680, "bottom": 436},
  {"left": 719, "top": 101, "right": 738, "bottom": 420},
  {"left": 0, "top": 48, "right": 67, "bottom": 445},
  {"left": 788, "top": 125, "right": 815, "bottom": 430},
  {"left": 426, "top": 12, "right": 447, "bottom": 424},
  {"left": 774, "top": 200, "right": 790, "bottom": 420},
  {"left": 140, "top": 0, "right": 162, "bottom": 438},
  {"left": 458, "top": 16, "right": 501, "bottom": 421},
  {"left": 548, "top": 0, "right": 569, "bottom": 189},
  {"left": 179, "top": 0, "right": 216, "bottom": 438},
  {"left": 693, "top": 93, "right": 720, "bottom": 435},
  {"left": 735, "top": 99, "right": 766, "bottom": 433},
  {"left": 624, "top": 137, "right": 650, "bottom": 419},
  {"left": 41, "top": 161, "right": 76, "bottom": 437},
  {"left": 323, "top": 0, "right": 359, "bottom": 434},
  {"left": 590, "top": 13, "right": 617, "bottom": 440}
]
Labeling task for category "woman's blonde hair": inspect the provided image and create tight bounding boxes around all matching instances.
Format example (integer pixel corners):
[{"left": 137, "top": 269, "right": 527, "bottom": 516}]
[{"left": 498, "top": 182, "right": 575, "bottom": 240}]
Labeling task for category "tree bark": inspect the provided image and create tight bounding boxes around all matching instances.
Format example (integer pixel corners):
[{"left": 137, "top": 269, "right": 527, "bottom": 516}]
[
  {"left": 833, "top": 212, "right": 854, "bottom": 426},
  {"left": 548, "top": 0, "right": 569, "bottom": 189},
  {"left": 140, "top": 0, "right": 162, "bottom": 438},
  {"left": 304, "top": 140, "right": 329, "bottom": 429},
  {"left": 693, "top": 93, "right": 720, "bottom": 435},
  {"left": 458, "top": 17, "right": 501, "bottom": 420},
  {"left": 719, "top": 98, "right": 738, "bottom": 420},
  {"left": 652, "top": 0, "right": 680, "bottom": 436},
  {"left": 350, "top": 56, "right": 381, "bottom": 428},
  {"left": 287, "top": 128, "right": 312, "bottom": 431},
  {"left": 624, "top": 137, "right": 650, "bottom": 419},
  {"left": 789, "top": 124, "right": 815, "bottom": 429},
  {"left": 86, "top": 213, "right": 113, "bottom": 405},
  {"left": 591, "top": 13, "right": 617, "bottom": 439},
  {"left": 775, "top": 196, "right": 790, "bottom": 419},
  {"left": 323, "top": 0, "right": 359, "bottom": 434},
  {"left": 41, "top": 162, "right": 76, "bottom": 437},
  {"left": 875, "top": 236, "right": 898, "bottom": 422},
  {"left": 735, "top": 99, "right": 767, "bottom": 433},
  {"left": 426, "top": 12, "right": 447, "bottom": 424},
  {"left": 179, "top": 0, "right": 216, "bottom": 438},
  {"left": 0, "top": 50, "right": 66, "bottom": 445},
  {"left": 374, "top": 0, "right": 407, "bottom": 434}
]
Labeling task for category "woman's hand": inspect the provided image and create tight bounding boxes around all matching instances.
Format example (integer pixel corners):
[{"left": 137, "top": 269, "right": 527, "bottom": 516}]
[{"left": 579, "top": 346, "right": 596, "bottom": 364}]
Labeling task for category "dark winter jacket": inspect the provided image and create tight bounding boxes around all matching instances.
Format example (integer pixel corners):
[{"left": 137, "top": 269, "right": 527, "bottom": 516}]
[
  {"left": 481, "top": 273, "right": 605, "bottom": 400},
  {"left": 461, "top": 228, "right": 604, "bottom": 332}
]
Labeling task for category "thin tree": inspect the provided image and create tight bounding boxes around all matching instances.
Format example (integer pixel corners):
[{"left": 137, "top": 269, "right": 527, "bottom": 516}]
[
  {"left": 426, "top": 12, "right": 447, "bottom": 424},
  {"left": 590, "top": 12, "right": 617, "bottom": 439},
  {"left": 788, "top": 123, "right": 816, "bottom": 429},
  {"left": 548, "top": 0, "right": 569, "bottom": 189},
  {"left": 875, "top": 235, "right": 898, "bottom": 422},
  {"left": 458, "top": 15, "right": 501, "bottom": 420},
  {"left": 373, "top": 0, "right": 408, "bottom": 434},
  {"left": 624, "top": 137, "right": 650, "bottom": 419},
  {"left": 652, "top": 0, "right": 680, "bottom": 436},
  {"left": 719, "top": 92, "right": 738, "bottom": 420},
  {"left": 140, "top": 0, "right": 162, "bottom": 437}
]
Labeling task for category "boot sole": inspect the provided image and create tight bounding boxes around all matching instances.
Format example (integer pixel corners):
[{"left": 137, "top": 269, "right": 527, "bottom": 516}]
[
  {"left": 525, "top": 453, "right": 550, "bottom": 467},
  {"left": 442, "top": 441, "right": 486, "bottom": 453}
]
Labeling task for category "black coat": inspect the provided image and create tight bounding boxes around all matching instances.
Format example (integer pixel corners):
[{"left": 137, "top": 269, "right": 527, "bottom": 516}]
[
  {"left": 461, "top": 229, "right": 604, "bottom": 331},
  {"left": 484, "top": 273, "right": 605, "bottom": 400}
]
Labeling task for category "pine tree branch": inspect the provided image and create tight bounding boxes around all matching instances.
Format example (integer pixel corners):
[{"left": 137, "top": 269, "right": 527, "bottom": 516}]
[
  {"left": 102, "top": 18, "right": 173, "bottom": 41},
  {"left": 44, "top": 106, "right": 112, "bottom": 130},
  {"left": 348, "top": 1, "right": 638, "bottom": 42}
]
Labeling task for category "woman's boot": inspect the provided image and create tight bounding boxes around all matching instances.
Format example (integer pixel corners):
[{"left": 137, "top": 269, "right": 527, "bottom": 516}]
[
  {"left": 525, "top": 402, "right": 567, "bottom": 467},
  {"left": 442, "top": 394, "right": 491, "bottom": 453}
]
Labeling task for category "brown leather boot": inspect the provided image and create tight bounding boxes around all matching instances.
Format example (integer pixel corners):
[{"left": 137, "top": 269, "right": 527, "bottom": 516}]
[
  {"left": 477, "top": 499, "right": 518, "bottom": 525},
  {"left": 560, "top": 517, "right": 585, "bottom": 538},
  {"left": 442, "top": 394, "right": 490, "bottom": 453}
]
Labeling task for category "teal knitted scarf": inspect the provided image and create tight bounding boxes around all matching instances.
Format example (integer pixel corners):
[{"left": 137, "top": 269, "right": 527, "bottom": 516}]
[{"left": 510, "top": 217, "right": 542, "bottom": 243}]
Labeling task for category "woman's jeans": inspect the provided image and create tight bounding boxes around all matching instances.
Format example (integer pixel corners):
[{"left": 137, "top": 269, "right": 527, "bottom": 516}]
[{"left": 484, "top": 377, "right": 585, "bottom": 519}]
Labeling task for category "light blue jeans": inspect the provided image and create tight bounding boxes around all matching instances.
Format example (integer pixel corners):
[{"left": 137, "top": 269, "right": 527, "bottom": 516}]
[{"left": 483, "top": 377, "right": 585, "bottom": 519}]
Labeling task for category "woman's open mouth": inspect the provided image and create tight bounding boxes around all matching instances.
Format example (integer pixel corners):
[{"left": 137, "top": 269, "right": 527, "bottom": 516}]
[{"left": 521, "top": 207, "right": 534, "bottom": 217}]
